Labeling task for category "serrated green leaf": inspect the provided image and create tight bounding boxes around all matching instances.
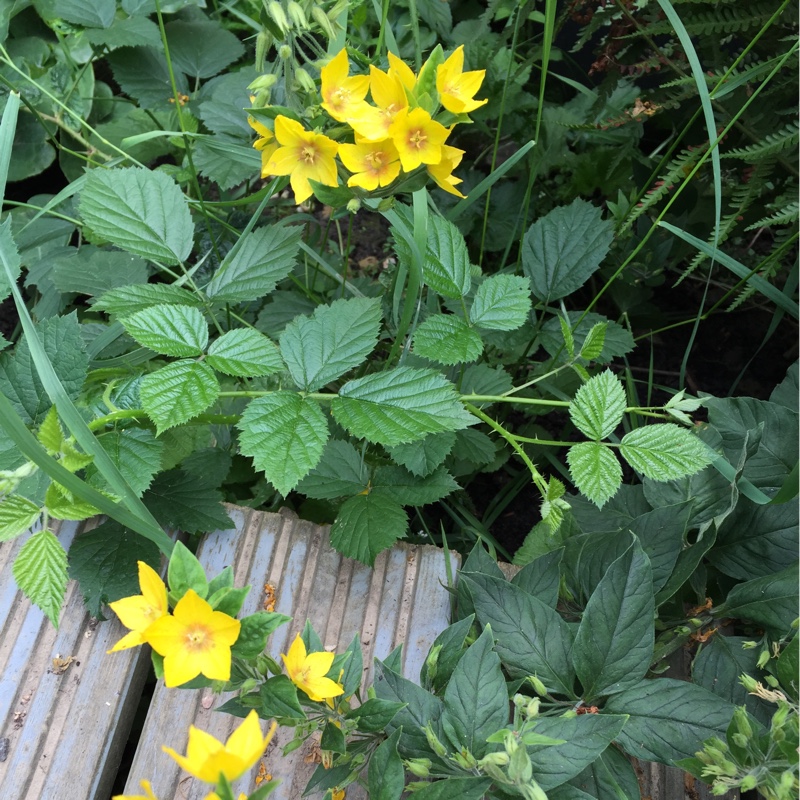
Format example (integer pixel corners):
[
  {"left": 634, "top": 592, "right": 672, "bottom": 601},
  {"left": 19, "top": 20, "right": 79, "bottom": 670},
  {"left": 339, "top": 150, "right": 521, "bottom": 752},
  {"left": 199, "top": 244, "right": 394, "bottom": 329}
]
[
  {"left": 140, "top": 360, "right": 220, "bottom": 434},
  {"left": 413, "top": 314, "right": 483, "bottom": 365},
  {"left": 86, "top": 428, "right": 163, "bottom": 498},
  {"left": 121, "top": 303, "right": 208, "bottom": 357},
  {"left": 206, "top": 225, "right": 302, "bottom": 303},
  {"left": 84, "top": 15, "right": 163, "bottom": 49},
  {"left": 459, "top": 363, "right": 513, "bottom": 405},
  {"left": 92, "top": 283, "right": 204, "bottom": 317},
  {"left": 296, "top": 439, "right": 368, "bottom": 499},
  {"left": 68, "top": 520, "right": 160, "bottom": 618},
  {"left": 559, "top": 315, "right": 575, "bottom": 358},
  {"left": 79, "top": 167, "right": 194, "bottom": 265},
  {"left": 37, "top": 406, "right": 63, "bottom": 453},
  {"left": 164, "top": 19, "right": 245, "bottom": 79},
  {"left": 50, "top": 247, "right": 148, "bottom": 297},
  {"left": 13, "top": 528, "right": 68, "bottom": 627},
  {"left": 567, "top": 442, "right": 622, "bottom": 509},
  {"left": 206, "top": 328, "right": 284, "bottom": 377},
  {"left": 620, "top": 425, "right": 714, "bottom": 481},
  {"left": 279, "top": 297, "right": 382, "bottom": 391},
  {"left": 522, "top": 199, "right": 613, "bottom": 303},
  {"left": 144, "top": 468, "right": 234, "bottom": 534},
  {"left": 45, "top": 482, "right": 100, "bottom": 521},
  {"left": 107, "top": 47, "right": 190, "bottom": 110},
  {"left": 388, "top": 431, "right": 455, "bottom": 477},
  {"left": 332, "top": 367, "right": 474, "bottom": 446},
  {"left": 470, "top": 274, "right": 532, "bottom": 331},
  {"left": 569, "top": 369, "right": 626, "bottom": 440},
  {"left": 372, "top": 465, "right": 458, "bottom": 507},
  {"left": 580, "top": 322, "right": 607, "bottom": 361},
  {"left": 329, "top": 493, "right": 407, "bottom": 565},
  {"left": 237, "top": 392, "right": 329, "bottom": 496},
  {"left": 450, "top": 427, "right": 496, "bottom": 466},
  {"left": 540, "top": 312, "right": 634, "bottom": 365},
  {"left": 193, "top": 134, "right": 262, "bottom": 190},
  {"left": 37, "top": 0, "right": 115, "bottom": 27},
  {"left": 0, "top": 495, "right": 41, "bottom": 542},
  {"left": 420, "top": 214, "right": 471, "bottom": 299}
]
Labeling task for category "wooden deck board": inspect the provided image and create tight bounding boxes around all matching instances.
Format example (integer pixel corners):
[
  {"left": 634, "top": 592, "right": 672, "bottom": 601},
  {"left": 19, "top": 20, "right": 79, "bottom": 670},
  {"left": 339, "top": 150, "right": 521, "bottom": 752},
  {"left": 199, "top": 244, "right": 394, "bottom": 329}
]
[{"left": 124, "top": 508, "right": 459, "bottom": 800}]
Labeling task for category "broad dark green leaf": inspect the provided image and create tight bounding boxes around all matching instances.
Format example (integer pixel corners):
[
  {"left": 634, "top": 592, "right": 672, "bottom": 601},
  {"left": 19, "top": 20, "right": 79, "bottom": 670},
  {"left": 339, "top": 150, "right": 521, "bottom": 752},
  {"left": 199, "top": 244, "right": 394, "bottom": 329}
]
[
  {"left": 165, "top": 19, "right": 245, "bottom": 79},
  {"left": 232, "top": 611, "right": 289, "bottom": 659},
  {"left": 604, "top": 678, "right": 735, "bottom": 763},
  {"left": 522, "top": 199, "right": 613, "bottom": 303},
  {"left": 413, "top": 314, "right": 483, "bottom": 365},
  {"left": 345, "top": 698, "right": 406, "bottom": 733},
  {"left": 420, "top": 615, "right": 474, "bottom": 692},
  {"left": 573, "top": 540, "right": 654, "bottom": 699},
  {"left": 37, "top": 0, "right": 115, "bottom": 27},
  {"left": 371, "top": 465, "right": 459, "bottom": 507},
  {"left": 368, "top": 727, "right": 404, "bottom": 800},
  {"left": 528, "top": 714, "right": 628, "bottom": 790},
  {"left": 279, "top": 297, "right": 382, "bottom": 391},
  {"left": 770, "top": 361, "right": 798, "bottom": 412},
  {"left": 329, "top": 493, "right": 407, "bottom": 566},
  {"left": 296, "top": 439, "right": 368, "bottom": 499},
  {"left": 259, "top": 674, "right": 306, "bottom": 720},
  {"left": 462, "top": 573, "right": 576, "bottom": 697},
  {"left": 569, "top": 744, "right": 641, "bottom": 800},
  {"left": 107, "top": 47, "right": 189, "bottom": 110},
  {"left": 237, "top": 393, "right": 329, "bottom": 496},
  {"left": 776, "top": 635, "right": 798, "bottom": 699},
  {"left": 84, "top": 15, "right": 162, "bottom": 49},
  {"left": 511, "top": 549, "right": 563, "bottom": 608},
  {"left": 692, "top": 635, "right": 762, "bottom": 710},
  {"left": 539, "top": 313, "right": 634, "bottom": 365},
  {"left": 50, "top": 248, "right": 148, "bottom": 297},
  {"left": 412, "top": 779, "right": 492, "bottom": 800},
  {"left": 68, "top": 520, "right": 160, "bottom": 619}
]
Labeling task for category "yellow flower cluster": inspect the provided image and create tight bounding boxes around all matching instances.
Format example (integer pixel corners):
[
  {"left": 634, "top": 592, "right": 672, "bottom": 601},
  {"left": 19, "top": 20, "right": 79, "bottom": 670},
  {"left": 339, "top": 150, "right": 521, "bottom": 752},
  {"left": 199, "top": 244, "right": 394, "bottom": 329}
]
[
  {"left": 107, "top": 561, "right": 240, "bottom": 688},
  {"left": 249, "top": 46, "right": 486, "bottom": 204}
]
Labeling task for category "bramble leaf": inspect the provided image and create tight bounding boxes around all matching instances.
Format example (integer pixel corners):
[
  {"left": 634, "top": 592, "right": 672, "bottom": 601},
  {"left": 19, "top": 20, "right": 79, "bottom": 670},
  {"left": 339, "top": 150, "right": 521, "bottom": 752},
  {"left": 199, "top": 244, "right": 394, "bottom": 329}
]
[
  {"left": 620, "top": 425, "right": 714, "bottom": 481},
  {"left": 330, "top": 493, "right": 407, "bottom": 566},
  {"left": 0, "top": 495, "right": 41, "bottom": 542},
  {"left": 13, "top": 529, "right": 68, "bottom": 628},
  {"left": 207, "top": 328, "right": 284, "bottom": 377},
  {"left": 470, "top": 274, "right": 532, "bottom": 331},
  {"left": 121, "top": 303, "right": 208, "bottom": 357},
  {"left": 413, "top": 314, "right": 483, "bottom": 365},
  {"left": 567, "top": 442, "right": 622, "bottom": 508},
  {"left": 569, "top": 370, "right": 626, "bottom": 440}
]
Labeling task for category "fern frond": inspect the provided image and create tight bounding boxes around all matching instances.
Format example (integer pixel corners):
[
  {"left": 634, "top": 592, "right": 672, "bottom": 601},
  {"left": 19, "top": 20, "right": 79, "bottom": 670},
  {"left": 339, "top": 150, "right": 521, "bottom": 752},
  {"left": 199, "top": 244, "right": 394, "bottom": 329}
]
[
  {"left": 724, "top": 122, "right": 799, "bottom": 161},
  {"left": 746, "top": 201, "right": 799, "bottom": 230},
  {"left": 635, "top": 4, "right": 774, "bottom": 36}
]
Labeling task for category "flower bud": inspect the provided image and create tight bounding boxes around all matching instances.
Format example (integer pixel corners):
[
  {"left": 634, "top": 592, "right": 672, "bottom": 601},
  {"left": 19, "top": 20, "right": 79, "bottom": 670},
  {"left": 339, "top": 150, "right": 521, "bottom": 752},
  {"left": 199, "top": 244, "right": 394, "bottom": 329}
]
[
  {"left": 528, "top": 675, "right": 548, "bottom": 696},
  {"left": 780, "top": 769, "right": 796, "bottom": 790},
  {"left": 310, "top": 5, "right": 336, "bottom": 39},
  {"left": 278, "top": 44, "right": 292, "bottom": 61},
  {"left": 423, "top": 723, "right": 448, "bottom": 758},
  {"left": 741, "top": 640, "right": 758, "bottom": 649},
  {"left": 424, "top": 644, "right": 441, "bottom": 682},
  {"left": 757, "top": 649, "right": 770, "bottom": 669},
  {"left": 478, "top": 752, "right": 510, "bottom": 768},
  {"left": 403, "top": 758, "right": 431, "bottom": 778},
  {"left": 740, "top": 674, "right": 759, "bottom": 692},
  {"left": 526, "top": 698, "right": 541, "bottom": 718},
  {"left": 452, "top": 749, "right": 477, "bottom": 770},
  {"left": 513, "top": 693, "right": 527, "bottom": 709},
  {"left": 346, "top": 198, "right": 361, "bottom": 214},
  {"left": 480, "top": 763, "right": 508, "bottom": 783},
  {"left": 507, "top": 744, "right": 532, "bottom": 783},
  {"left": 249, "top": 74, "right": 278, "bottom": 93},
  {"left": 765, "top": 674, "right": 779, "bottom": 688},
  {"left": 739, "top": 774, "right": 757, "bottom": 791},
  {"left": 287, "top": 1, "right": 308, "bottom": 29},
  {"left": 294, "top": 67, "right": 317, "bottom": 94},
  {"left": 731, "top": 733, "right": 749, "bottom": 749},
  {"left": 267, "top": 1, "right": 291, "bottom": 34},
  {"left": 503, "top": 731, "right": 519, "bottom": 756},
  {"left": 255, "top": 30, "right": 273, "bottom": 71}
]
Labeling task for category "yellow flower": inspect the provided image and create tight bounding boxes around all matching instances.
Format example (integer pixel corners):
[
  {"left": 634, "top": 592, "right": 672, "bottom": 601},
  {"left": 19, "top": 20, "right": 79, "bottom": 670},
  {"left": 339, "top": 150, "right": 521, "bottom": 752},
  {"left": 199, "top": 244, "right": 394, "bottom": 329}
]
[
  {"left": 436, "top": 45, "right": 487, "bottom": 114},
  {"left": 263, "top": 115, "right": 339, "bottom": 204},
  {"left": 144, "top": 589, "right": 241, "bottom": 688},
  {"left": 163, "top": 711, "right": 277, "bottom": 784},
  {"left": 320, "top": 48, "right": 370, "bottom": 123},
  {"left": 387, "top": 51, "right": 417, "bottom": 92},
  {"left": 113, "top": 780, "right": 158, "bottom": 800},
  {"left": 248, "top": 116, "right": 278, "bottom": 176},
  {"left": 348, "top": 66, "right": 409, "bottom": 141},
  {"left": 388, "top": 107, "right": 449, "bottom": 172},
  {"left": 331, "top": 789, "right": 346, "bottom": 800},
  {"left": 339, "top": 137, "right": 401, "bottom": 191},
  {"left": 427, "top": 144, "right": 467, "bottom": 198},
  {"left": 204, "top": 795, "right": 248, "bottom": 800},
  {"left": 282, "top": 634, "right": 344, "bottom": 702},
  {"left": 107, "top": 561, "right": 168, "bottom": 653}
]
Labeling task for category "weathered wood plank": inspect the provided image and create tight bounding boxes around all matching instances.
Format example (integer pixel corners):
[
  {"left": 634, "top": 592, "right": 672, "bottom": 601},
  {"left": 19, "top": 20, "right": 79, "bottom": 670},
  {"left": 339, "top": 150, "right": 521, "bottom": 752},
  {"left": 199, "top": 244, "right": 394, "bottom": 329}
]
[
  {"left": 0, "top": 520, "right": 154, "bottom": 800},
  {"left": 124, "top": 507, "right": 460, "bottom": 800}
]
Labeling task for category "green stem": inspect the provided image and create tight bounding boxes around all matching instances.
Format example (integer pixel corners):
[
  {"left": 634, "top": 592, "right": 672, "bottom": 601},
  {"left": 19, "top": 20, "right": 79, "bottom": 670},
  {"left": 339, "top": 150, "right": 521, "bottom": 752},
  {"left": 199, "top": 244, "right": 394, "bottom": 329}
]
[{"left": 460, "top": 394, "right": 570, "bottom": 408}]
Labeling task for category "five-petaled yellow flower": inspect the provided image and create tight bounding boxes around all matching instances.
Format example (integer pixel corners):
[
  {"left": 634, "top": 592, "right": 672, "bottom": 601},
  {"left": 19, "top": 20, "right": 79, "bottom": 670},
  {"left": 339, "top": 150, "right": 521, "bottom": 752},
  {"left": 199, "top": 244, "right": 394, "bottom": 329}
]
[
  {"left": 428, "top": 144, "right": 467, "bottom": 198},
  {"left": 248, "top": 116, "right": 278, "bottom": 175},
  {"left": 387, "top": 51, "right": 417, "bottom": 92},
  {"left": 113, "top": 779, "right": 159, "bottom": 800},
  {"left": 347, "top": 65, "right": 409, "bottom": 141},
  {"left": 339, "top": 137, "right": 401, "bottom": 191},
  {"left": 163, "top": 710, "right": 277, "bottom": 784},
  {"left": 436, "top": 45, "right": 487, "bottom": 114},
  {"left": 282, "top": 633, "right": 344, "bottom": 702},
  {"left": 320, "top": 49, "right": 370, "bottom": 123},
  {"left": 107, "top": 561, "right": 168, "bottom": 653},
  {"left": 144, "top": 589, "right": 241, "bottom": 688},
  {"left": 263, "top": 115, "right": 339, "bottom": 204},
  {"left": 388, "top": 107, "right": 448, "bottom": 172}
]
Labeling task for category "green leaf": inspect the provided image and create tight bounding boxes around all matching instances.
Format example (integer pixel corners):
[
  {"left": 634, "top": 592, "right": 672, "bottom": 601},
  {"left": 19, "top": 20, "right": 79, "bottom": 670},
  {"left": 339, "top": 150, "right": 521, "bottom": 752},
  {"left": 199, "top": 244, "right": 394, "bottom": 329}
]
[
  {"left": 206, "top": 328, "right": 283, "bottom": 377},
  {"left": 523, "top": 199, "right": 613, "bottom": 303},
  {"left": 107, "top": 47, "right": 190, "bottom": 110},
  {"left": 469, "top": 274, "right": 532, "bottom": 331},
  {"left": 692, "top": 635, "right": 761, "bottom": 709},
  {"left": 86, "top": 428, "right": 163, "bottom": 498},
  {"left": 279, "top": 297, "right": 382, "bottom": 391},
  {"left": 567, "top": 442, "right": 622, "bottom": 509},
  {"left": 462, "top": 573, "right": 576, "bottom": 697},
  {"left": 332, "top": 367, "right": 474, "bottom": 446},
  {"left": 296, "top": 439, "right": 368, "bottom": 499},
  {"left": 237, "top": 393, "right": 329, "bottom": 496},
  {"left": 0, "top": 311, "right": 88, "bottom": 425},
  {"left": 714, "top": 563, "right": 798, "bottom": 634},
  {"left": 37, "top": 0, "right": 115, "bottom": 27},
  {"left": 620, "top": 425, "right": 714, "bottom": 481},
  {"left": 368, "top": 727, "right": 405, "bottom": 800},
  {"left": 232, "top": 611, "right": 290, "bottom": 659},
  {"left": 441, "top": 626, "right": 507, "bottom": 759},
  {"left": 346, "top": 698, "right": 406, "bottom": 733},
  {"left": 569, "top": 744, "right": 641, "bottom": 800},
  {"left": 121, "top": 303, "right": 208, "bottom": 357},
  {"left": 144, "top": 468, "right": 234, "bottom": 534},
  {"left": 604, "top": 677, "right": 735, "bottom": 764},
  {"left": 777, "top": 636, "right": 798, "bottom": 699},
  {"left": 329, "top": 493, "right": 407, "bottom": 566},
  {"left": 569, "top": 370, "right": 626, "bottom": 441},
  {"left": 164, "top": 19, "right": 245, "bottom": 79},
  {"left": 511, "top": 549, "right": 563, "bottom": 608},
  {"left": 193, "top": 134, "right": 262, "bottom": 190},
  {"left": 579, "top": 322, "right": 607, "bottom": 361},
  {"left": 388, "top": 431, "right": 456, "bottom": 477},
  {"left": 67, "top": 520, "right": 160, "bottom": 618},
  {"left": 0, "top": 495, "right": 41, "bottom": 542},
  {"left": 413, "top": 314, "right": 483, "bottom": 365},
  {"left": 13, "top": 528, "right": 68, "bottom": 627},
  {"left": 259, "top": 674, "right": 306, "bottom": 720},
  {"left": 573, "top": 539, "right": 654, "bottom": 700},
  {"left": 421, "top": 214, "right": 471, "bottom": 299},
  {"left": 540, "top": 312, "right": 634, "bottom": 365},
  {"left": 372, "top": 465, "right": 458, "bottom": 507},
  {"left": 168, "top": 540, "right": 208, "bottom": 600},
  {"left": 93, "top": 284, "right": 204, "bottom": 317},
  {"left": 84, "top": 15, "right": 163, "bottom": 49},
  {"left": 413, "top": 779, "right": 492, "bottom": 800},
  {"left": 206, "top": 225, "right": 302, "bottom": 303},
  {"left": 770, "top": 362, "right": 798, "bottom": 412},
  {"left": 450, "top": 427, "right": 496, "bottom": 466},
  {"left": 79, "top": 167, "right": 194, "bottom": 265},
  {"left": 528, "top": 715, "right": 629, "bottom": 791},
  {"left": 140, "top": 360, "right": 220, "bottom": 434},
  {"left": 50, "top": 248, "right": 149, "bottom": 297}
]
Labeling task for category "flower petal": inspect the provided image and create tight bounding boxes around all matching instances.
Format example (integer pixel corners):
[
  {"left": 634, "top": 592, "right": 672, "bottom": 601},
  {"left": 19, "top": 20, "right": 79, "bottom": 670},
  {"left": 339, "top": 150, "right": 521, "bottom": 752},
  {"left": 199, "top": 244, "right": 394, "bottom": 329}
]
[
  {"left": 142, "top": 614, "right": 185, "bottom": 657},
  {"left": 138, "top": 561, "right": 167, "bottom": 615},
  {"left": 162, "top": 645, "right": 202, "bottom": 688},
  {"left": 263, "top": 146, "right": 298, "bottom": 177},
  {"left": 282, "top": 634, "right": 307, "bottom": 679},
  {"left": 305, "top": 650, "right": 335, "bottom": 678},
  {"left": 225, "top": 710, "right": 267, "bottom": 770},
  {"left": 109, "top": 594, "right": 159, "bottom": 633},
  {"left": 172, "top": 589, "right": 212, "bottom": 623},
  {"left": 107, "top": 629, "right": 145, "bottom": 653},
  {"left": 303, "top": 675, "right": 345, "bottom": 702}
]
